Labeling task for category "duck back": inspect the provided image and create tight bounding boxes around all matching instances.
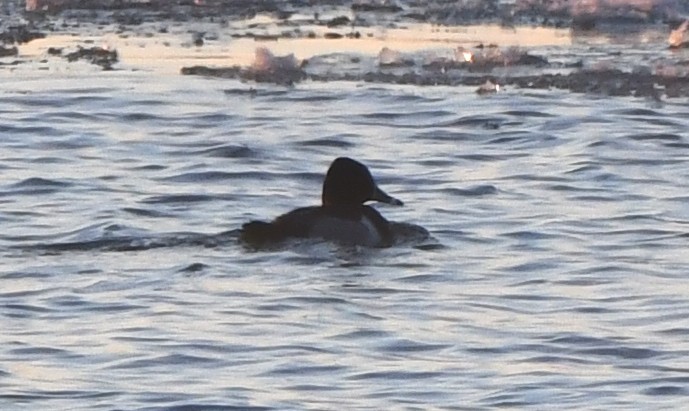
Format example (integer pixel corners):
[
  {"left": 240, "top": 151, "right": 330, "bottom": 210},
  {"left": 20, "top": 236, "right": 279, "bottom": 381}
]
[{"left": 241, "top": 205, "right": 392, "bottom": 248}]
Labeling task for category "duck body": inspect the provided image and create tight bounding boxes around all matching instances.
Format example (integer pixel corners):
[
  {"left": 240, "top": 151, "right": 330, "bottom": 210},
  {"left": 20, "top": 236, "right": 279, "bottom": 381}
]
[
  {"left": 240, "top": 157, "right": 402, "bottom": 248},
  {"left": 242, "top": 204, "right": 393, "bottom": 247}
]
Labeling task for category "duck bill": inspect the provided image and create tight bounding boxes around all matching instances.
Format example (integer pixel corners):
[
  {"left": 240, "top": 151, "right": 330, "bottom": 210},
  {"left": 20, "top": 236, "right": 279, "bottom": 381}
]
[{"left": 371, "top": 186, "right": 403, "bottom": 206}]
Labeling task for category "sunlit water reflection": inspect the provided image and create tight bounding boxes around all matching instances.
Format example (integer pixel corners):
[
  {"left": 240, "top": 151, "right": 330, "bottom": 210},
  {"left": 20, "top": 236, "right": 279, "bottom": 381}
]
[{"left": 2, "top": 22, "right": 689, "bottom": 410}]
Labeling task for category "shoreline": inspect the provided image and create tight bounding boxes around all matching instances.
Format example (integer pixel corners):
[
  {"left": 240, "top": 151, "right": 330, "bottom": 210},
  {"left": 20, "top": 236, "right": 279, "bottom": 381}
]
[{"left": 2, "top": 1, "right": 689, "bottom": 99}]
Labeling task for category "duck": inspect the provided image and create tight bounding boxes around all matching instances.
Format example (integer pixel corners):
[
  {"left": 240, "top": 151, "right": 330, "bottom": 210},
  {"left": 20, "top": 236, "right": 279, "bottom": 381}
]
[{"left": 240, "top": 157, "right": 403, "bottom": 247}]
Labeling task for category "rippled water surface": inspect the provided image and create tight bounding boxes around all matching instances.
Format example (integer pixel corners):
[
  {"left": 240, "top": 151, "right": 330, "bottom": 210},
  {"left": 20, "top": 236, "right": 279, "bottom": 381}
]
[{"left": 3, "top": 58, "right": 689, "bottom": 409}]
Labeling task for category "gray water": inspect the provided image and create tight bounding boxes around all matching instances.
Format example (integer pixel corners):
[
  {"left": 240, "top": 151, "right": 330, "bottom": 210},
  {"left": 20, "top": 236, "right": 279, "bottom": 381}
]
[{"left": 2, "top": 66, "right": 689, "bottom": 409}]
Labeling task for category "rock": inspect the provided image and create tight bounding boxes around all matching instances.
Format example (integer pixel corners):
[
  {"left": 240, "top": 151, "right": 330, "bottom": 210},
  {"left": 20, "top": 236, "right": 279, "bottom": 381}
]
[
  {"left": 0, "top": 25, "right": 46, "bottom": 44},
  {"left": 476, "top": 79, "right": 500, "bottom": 94},
  {"left": 378, "top": 47, "right": 414, "bottom": 67},
  {"left": 326, "top": 16, "right": 350, "bottom": 28},
  {"left": 192, "top": 32, "right": 204, "bottom": 46},
  {"left": 351, "top": 3, "right": 403, "bottom": 13},
  {"left": 182, "top": 47, "right": 305, "bottom": 86},
  {"left": 64, "top": 46, "right": 118, "bottom": 70},
  {"left": 0, "top": 46, "right": 19, "bottom": 57},
  {"left": 181, "top": 65, "right": 241, "bottom": 78}
]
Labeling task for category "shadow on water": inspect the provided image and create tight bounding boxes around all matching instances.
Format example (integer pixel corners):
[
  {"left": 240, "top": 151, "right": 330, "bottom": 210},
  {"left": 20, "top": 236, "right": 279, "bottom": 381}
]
[
  {"left": 10, "top": 225, "right": 242, "bottom": 255},
  {"left": 10, "top": 222, "right": 440, "bottom": 256}
]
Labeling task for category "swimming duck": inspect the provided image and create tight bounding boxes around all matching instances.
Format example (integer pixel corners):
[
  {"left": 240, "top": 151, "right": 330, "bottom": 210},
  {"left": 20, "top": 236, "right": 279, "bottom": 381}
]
[{"left": 240, "top": 157, "right": 403, "bottom": 247}]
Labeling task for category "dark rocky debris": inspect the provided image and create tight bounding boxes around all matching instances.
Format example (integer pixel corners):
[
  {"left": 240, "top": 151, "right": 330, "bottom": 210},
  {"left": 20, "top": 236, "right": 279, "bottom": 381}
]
[
  {"left": 182, "top": 59, "right": 689, "bottom": 99},
  {"left": 0, "top": 45, "right": 19, "bottom": 57},
  {"left": 0, "top": 24, "right": 46, "bottom": 44},
  {"left": 1, "top": 0, "right": 688, "bottom": 98},
  {"left": 64, "top": 46, "right": 118, "bottom": 70}
]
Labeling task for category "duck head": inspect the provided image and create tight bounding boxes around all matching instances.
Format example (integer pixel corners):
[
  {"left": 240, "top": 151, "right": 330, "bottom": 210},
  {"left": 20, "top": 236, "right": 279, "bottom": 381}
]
[{"left": 321, "top": 157, "right": 403, "bottom": 207}]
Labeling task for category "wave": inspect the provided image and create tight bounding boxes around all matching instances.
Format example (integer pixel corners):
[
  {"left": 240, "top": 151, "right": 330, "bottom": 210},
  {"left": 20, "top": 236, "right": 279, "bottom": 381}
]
[
  {"left": 15, "top": 226, "right": 241, "bottom": 255},
  {"left": 12, "top": 220, "right": 434, "bottom": 255}
]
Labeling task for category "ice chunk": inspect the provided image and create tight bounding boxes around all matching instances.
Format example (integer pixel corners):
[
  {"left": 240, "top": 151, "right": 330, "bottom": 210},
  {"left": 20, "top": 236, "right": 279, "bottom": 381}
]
[
  {"left": 378, "top": 47, "right": 414, "bottom": 67},
  {"left": 669, "top": 20, "right": 688, "bottom": 48}
]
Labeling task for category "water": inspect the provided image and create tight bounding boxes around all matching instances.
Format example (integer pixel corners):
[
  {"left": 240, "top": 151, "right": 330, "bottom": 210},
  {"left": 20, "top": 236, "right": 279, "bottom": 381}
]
[{"left": 3, "top": 34, "right": 689, "bottom": 411}]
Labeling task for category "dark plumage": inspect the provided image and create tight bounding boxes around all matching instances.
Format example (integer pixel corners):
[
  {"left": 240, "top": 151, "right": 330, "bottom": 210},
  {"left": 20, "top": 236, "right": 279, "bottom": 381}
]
[{"left": 241, "top": 157, "right": 403, "bottom": 248}]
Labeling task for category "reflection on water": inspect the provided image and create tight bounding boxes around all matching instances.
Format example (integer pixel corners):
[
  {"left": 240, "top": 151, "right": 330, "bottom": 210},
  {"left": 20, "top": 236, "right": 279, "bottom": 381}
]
[{"left": 18, "top": 22, "right": 572, "bottom": 72}]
